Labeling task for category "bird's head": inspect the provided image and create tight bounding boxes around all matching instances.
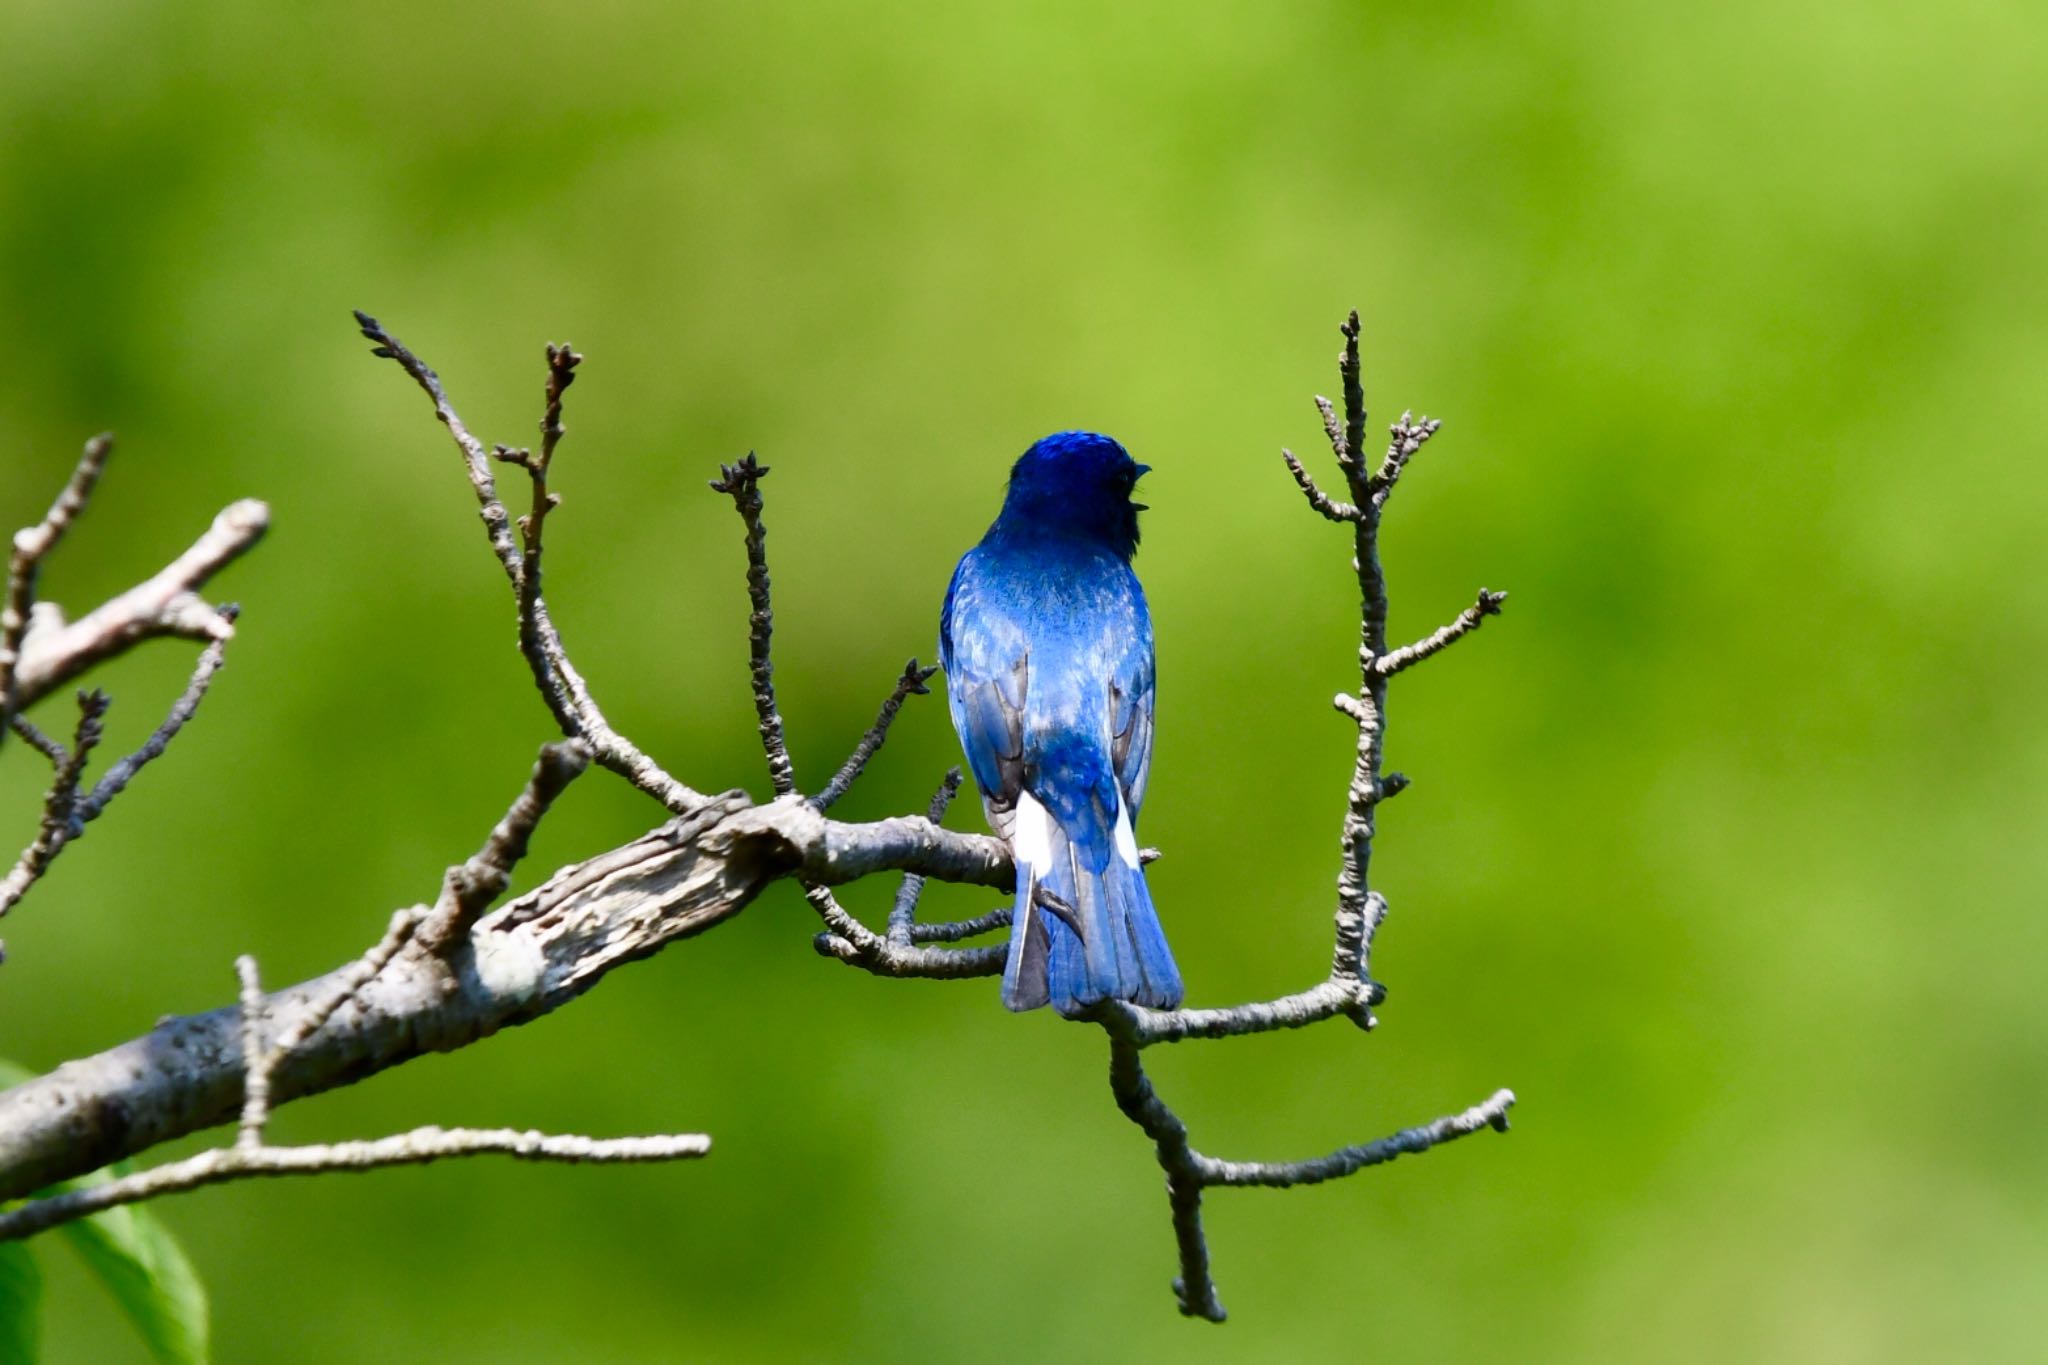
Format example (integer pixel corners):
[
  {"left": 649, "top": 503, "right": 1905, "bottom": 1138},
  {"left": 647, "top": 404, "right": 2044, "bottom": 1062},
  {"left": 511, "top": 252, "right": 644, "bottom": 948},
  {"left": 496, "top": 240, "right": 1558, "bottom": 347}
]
[{"left": 998, "top": 431, "right": 1150, "bottom": 559}]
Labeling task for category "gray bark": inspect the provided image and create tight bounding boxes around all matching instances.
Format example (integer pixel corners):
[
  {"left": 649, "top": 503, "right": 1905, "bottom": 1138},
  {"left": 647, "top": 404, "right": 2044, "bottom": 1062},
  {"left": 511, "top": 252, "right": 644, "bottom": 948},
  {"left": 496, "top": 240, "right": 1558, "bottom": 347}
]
[{"left": 0, "top": 793, "right": 1009, "bottom": 1202}]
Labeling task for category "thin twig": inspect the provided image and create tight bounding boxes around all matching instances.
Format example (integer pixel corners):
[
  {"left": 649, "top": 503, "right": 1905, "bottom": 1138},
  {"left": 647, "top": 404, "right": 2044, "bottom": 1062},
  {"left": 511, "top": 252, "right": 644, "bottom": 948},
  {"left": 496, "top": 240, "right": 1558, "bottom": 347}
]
[
  {"left": 42, "top": 692, "right": 111, "bottom": 816},
  {"left": 811, "top": 659, "right": 940, "bottom": 812},
  {"left": 420, "top": 739, "right": 593, "bottom": 952},
  {"left": 1078, "top": 310, "right": 1514, "bottom": 1319},
  {"left": 0, "top": 931, "right": 714, "bottom": 1243},
  {"left": 1371, "top": 411, "right": 1442, "bottom": 502},
  {"left": 355, "top": 311, "right": 705, "bottom": 816},
  {"left": 1, "top": 625, "right": 235, "bottom": 925},
  {"left": 78, "top": 617, "right": 235, "bottom": 821},
  {"left": 812, "top": 927, "right": 1008, "bottom": 979},
  {"left": 235, "top": 956, "right": 271, "bottom": 1150},
  {"left": 806, "top": 880, "right": 1006, "bottom": 979},
  {"left": 1374, "top": 589, "right": 1507, "bottom": 677},
  {"left": 491, "top": 342, "right": 581, "bottom": 672},
  {"left": 7, "top": 714, "right": 65, "bottom": 767},
  {"left": 1279, "top": 448, "right": 1360, "bottom": 522},
  {"left": 1, "top": 435, "right": 113, "bottom": 742},
  {"left": 1314, "top": 395, "right": 1347, "bottom": 473},
  {"left": 887, "top": 768, "right": 962, "bottom": 946},
  {"left": 0, "top": 691, "right": 111, "bottom": 920},
  {"left": 709, "top": 454, "right": 797, "bottom": 797},
  {"left": 0, "top": 1125, "right": 711, "bottom": 1244},
  {"left": 1103, "top": 1031, "right": 1512, "bottom": 1322},
  {"left": 1095, "top": 977, "right": 1370, "bottom": 1048},
  {"left": 539, "top": 343, "right": 579, "bottom": 474},
  {"left": 1339, "top": 311, "right": 1368, "bottom": 497},
  {"left": 0, "top": 765, "right": 1017, "bottom": 1205},
  {"left": 1105, "top": 1035, "right": 1223, "bottom": 1320},
  {"left": 906, "top": 906, "right": 1010, "bottom": 943},
  {"left": 354, "top": 313, "right": 522, "bottom": 582},
  {"left": 265, "top": 908, "right": 422, "bottom": 1066},
  {"left": 9, "top": 498, "right": 264, "bottom": 714},
  {"left": 1196, "top": 1088, "right": 1515, "bottom": 1188},
  {"left": 0, "top": 311, "right": 1519, "bottom": 1319}
]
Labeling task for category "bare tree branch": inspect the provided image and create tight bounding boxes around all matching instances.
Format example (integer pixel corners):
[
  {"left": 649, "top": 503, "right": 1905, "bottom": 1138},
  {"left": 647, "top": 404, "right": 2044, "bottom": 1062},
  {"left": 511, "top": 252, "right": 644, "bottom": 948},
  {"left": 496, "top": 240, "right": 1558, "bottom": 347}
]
[
  {"left": 353, "top": 312, "right": 706, "bottom": 816},
  {"left": 234, "top": 954, "right": 273, "bottom": 1150},
  {"left": 0, "top": 434, "right": 253, "bottom": 967},
  {"left": 264, "top": 908, "right": 421, "bottom": 1072},
  {"left": 1340, "top": 314, "right": 1369, "bottom": 493},
  {"left": 0, "top": 690, "right": 111, "bottom": 922},
  {"left": 0, "top": 792, "right": 1011, "bottom": 1202},
  {"left": 1, "top": 435, "right": 112, "bottom": 739},
  {"left": 702, "top": 451, "right": 971, "bottom": 972},
  {"left": 490, "top": 342, "right": 581, "bottom": 683},
  {"left": 1280, "top": 446, "right": 1359, "bottom": 522},
  {"left": 803, "top": 850, "right": 1007, "bottom": 981},
  {"left": 78, "top": 616, "right": 235, "bottom": 821},
  {"left": 907, "top": 905, "right": 1009, "bottom": 943},
  {"left": 1, "top": 759, "right": 709, "bottom": 1243},
  {"left": 1195, "top": 1089, "right": 1515, "bottom": 1189},
  {"left": 1, "top": 625, "right": 236, "bottom": 926},
  {"left": 1057, "top": 310, "right": 1515, "bottom": 1319},
  {"left": 0, "top": 312, "right": 1517, "bottom": 1328},
  {"left": 495, "top": 343, "right": 579, "bottom": 538},
  {"left": 419, "top": 739, "right": 593, "bottom": 952},
  {"left": 1371, "top": 410, "right": 1442, "bottom": 502},
  {"left": 1103, "top": 1033, "right": 1221, "bottom": 1319},
  {"left": 6, "top": 714, "right": 66, "bottom": 767},
  {"left": 1101, "top": 1023, "right": 1511, "bottom": 1326},
  {"left": 812, "top": 659, "right": 941, "bottom": 813},
  {"left": 9, "top": 495, "right": 264, "bottom": 715},
  {"left": 709, "top": 454, "right": 799, "bottom": 798},
  {"left": 1374, "top": 589, "right": 1508, "bottom": 678},
  {"left": 811, "top": 919, "right": 1008, "bottom": 979},
  {"left": 0, "top": 1124, "right": 711, "bottom": 1245},
  {"left": 1313, "top": 394, "right": 1349, "bottom": 479},
  {"left": 888, "top": 768, "right": 963, "bottom": 945}
]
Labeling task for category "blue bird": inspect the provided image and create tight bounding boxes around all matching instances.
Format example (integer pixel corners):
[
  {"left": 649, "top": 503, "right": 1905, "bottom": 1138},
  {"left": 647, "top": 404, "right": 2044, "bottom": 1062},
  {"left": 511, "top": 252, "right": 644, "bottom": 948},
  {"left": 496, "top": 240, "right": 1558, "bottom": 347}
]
[{"left": 939, "top": 431, "right": 1183, "bottom": 1016}]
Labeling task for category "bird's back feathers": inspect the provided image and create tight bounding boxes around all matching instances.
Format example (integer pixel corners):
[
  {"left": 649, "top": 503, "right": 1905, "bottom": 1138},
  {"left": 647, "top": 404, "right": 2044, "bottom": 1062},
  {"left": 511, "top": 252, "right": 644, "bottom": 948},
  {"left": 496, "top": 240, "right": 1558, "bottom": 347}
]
[{"left": 940, "top": 432, "right": 1181, "bottom": 1015}]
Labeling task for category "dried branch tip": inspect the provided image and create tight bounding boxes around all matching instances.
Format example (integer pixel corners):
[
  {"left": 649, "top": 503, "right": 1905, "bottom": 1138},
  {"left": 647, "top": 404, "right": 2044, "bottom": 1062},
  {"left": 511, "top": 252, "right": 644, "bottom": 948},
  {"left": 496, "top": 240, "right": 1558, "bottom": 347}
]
[
  {"left": 711, "top": 453, "right": 796, "bottom": 797},
  {"left": 708, "top": 453, "right": 768, "bottom": 498},
  {"left": 423, "top": 738, "right": 594, "bottom": 950},
  {"left": 1372, "top": 410, "right": 1443, "bottom": 496},
  {"left": 811, "top": 658, "right": 942, "bottom": 812},
  {"left": 1374, "top": 588, "right": 1507, "bottom": 678},
  {"left": 355, "top": 308, "right": 707, "bottom": 815},
  {"left": 1079, "top": 308, "right": 1514, "bottom": 1320},
  {"left": 1281, "top": 447, "right": 1360, "bottom": 522}
]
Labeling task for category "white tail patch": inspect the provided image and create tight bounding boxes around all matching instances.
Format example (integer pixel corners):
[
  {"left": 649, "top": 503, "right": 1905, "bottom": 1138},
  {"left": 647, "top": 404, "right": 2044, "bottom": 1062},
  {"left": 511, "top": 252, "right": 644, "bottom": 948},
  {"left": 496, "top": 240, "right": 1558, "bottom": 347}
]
[
  {"left": 1013, "top": 790, "right": 1053, "bottom": 872},
  {"left": 1113, "top": 796, "right": 1140, "bottom": 869}
]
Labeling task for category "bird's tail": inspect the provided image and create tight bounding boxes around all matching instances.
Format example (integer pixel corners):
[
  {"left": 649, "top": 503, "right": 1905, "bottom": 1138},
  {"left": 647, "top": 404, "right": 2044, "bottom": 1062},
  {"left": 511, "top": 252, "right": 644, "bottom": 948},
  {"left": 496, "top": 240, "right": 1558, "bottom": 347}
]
[{"left": 1002, "top": 785, "right": 1182, "bottom": 1016}]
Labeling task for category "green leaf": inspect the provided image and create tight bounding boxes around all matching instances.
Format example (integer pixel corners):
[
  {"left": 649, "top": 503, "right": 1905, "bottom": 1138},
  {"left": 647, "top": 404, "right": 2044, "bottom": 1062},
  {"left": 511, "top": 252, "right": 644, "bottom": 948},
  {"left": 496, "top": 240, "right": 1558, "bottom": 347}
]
[
  {"left": 0, "top": 1240, "right": 42, "bottom": 1363},
  {"left": 0, "top": 1058, "right": 209, "bottom": 1364},
  {"left": 58, "top": 1192, "right": 209, "bottom": 1365}
]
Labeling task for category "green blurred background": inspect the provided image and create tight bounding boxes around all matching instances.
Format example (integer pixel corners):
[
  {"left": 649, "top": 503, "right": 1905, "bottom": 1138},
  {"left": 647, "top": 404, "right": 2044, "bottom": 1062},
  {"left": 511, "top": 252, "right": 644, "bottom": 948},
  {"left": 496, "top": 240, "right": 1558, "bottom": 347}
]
[{"left": 2, "top": 1, "right": 2043, "bottom": 1360}]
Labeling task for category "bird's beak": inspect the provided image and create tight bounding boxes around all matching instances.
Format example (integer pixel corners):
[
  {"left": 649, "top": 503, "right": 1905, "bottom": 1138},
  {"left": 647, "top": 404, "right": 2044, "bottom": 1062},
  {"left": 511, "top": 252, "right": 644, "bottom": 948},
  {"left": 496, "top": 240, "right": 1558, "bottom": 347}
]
[{"left": 1134, "top": 463, "right": 1152, "bottom": 477}]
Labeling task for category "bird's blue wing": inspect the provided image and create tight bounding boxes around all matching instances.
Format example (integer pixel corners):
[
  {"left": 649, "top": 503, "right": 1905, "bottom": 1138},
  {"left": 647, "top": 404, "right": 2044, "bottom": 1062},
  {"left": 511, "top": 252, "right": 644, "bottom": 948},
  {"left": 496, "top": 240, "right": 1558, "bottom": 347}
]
[
  {"left": 940, "top": 552, "right": 1028, "bottom": 813},
  {"left": 942, "top": 549, "right": 1050, "bottom": 1005},
  {"left": 1107, "top": 587, "right": 1155, "bottom": 820}
]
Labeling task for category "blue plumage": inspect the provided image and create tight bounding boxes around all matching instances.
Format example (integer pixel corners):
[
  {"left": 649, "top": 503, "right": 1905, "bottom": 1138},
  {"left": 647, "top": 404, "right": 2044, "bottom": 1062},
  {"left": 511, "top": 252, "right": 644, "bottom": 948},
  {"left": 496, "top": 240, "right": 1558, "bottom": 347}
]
[{"left": 939, "top": 432, "right": 1183, "bottom": 1016}]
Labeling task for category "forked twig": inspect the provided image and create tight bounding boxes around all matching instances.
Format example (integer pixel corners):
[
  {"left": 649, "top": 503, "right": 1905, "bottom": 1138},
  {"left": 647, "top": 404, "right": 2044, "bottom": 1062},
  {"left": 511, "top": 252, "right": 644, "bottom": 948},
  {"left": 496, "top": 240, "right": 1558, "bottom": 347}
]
[{"left": 355, "top": 312, "right": 705, "bottom": 815}]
